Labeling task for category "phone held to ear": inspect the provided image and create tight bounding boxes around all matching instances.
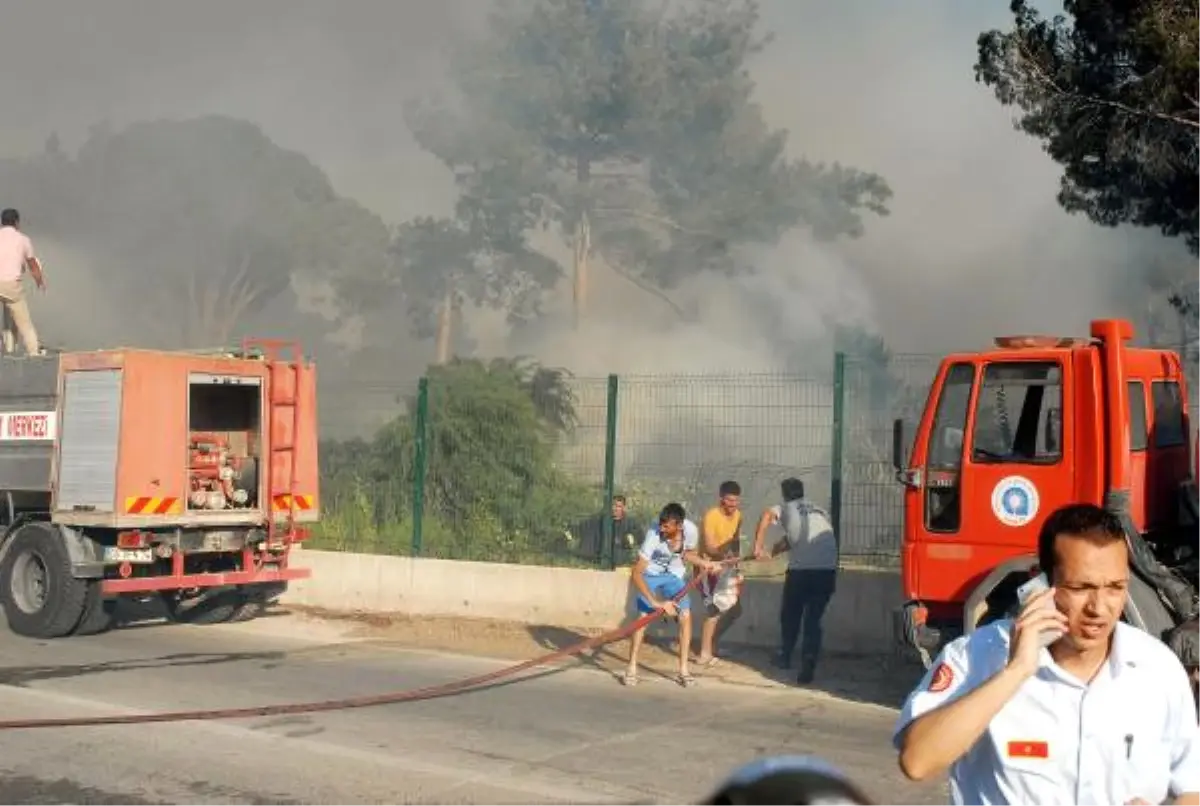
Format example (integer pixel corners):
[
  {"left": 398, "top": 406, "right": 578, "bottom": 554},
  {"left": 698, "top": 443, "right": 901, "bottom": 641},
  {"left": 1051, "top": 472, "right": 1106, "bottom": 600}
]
[{"left": 1015, "top": 572, "right": 1065, "bottom": 647}]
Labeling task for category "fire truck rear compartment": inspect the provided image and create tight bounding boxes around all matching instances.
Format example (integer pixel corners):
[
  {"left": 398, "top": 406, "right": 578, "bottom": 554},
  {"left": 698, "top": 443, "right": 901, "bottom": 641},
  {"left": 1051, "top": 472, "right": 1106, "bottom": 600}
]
[{"left": 187, "top": 378, "right": 262, "bottom": 512}]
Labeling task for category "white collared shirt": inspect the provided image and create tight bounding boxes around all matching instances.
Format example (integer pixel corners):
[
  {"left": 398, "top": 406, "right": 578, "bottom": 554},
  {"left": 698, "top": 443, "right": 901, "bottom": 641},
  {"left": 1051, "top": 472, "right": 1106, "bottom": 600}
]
[{"left": 893, "top": 620, "right": 1200, "bottom": 805}]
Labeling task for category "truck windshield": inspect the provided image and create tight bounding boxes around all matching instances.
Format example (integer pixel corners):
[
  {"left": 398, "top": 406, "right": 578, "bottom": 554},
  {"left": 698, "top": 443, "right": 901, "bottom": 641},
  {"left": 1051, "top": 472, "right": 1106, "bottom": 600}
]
[{"left": 971, "top": 361, "right": 1062, "bottom": 464}]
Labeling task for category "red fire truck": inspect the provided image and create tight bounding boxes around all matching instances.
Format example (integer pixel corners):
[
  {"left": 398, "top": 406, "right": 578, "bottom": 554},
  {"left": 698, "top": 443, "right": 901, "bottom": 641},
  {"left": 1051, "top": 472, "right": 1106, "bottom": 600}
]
[
  {"left": 892, "top": 319, "right": 1197, "bottom": 672},
  {"left": 0, "top": 340, "right": 319, "bottom": 639}
]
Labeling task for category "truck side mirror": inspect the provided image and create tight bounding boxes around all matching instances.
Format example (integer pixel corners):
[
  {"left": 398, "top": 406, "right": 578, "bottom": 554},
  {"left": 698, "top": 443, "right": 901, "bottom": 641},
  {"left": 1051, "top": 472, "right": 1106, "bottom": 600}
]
[{"left": 892, "top": 418, "right": 905, "bottom": 470}]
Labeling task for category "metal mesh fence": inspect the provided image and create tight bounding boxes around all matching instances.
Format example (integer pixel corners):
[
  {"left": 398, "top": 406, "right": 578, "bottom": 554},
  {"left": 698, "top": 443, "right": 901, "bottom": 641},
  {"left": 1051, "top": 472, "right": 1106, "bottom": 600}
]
[
  {"left": 306, "top": 360, "right": 944, "bottom": 568},
  {"left": 311, "top": 336, "right": 1200, "bottom": 570},
  {"left": 840, "top": 353, "right": 941, "bottom": 568},
  {"left": 611, "top": 373, "right": 835, "bottom": 564}
]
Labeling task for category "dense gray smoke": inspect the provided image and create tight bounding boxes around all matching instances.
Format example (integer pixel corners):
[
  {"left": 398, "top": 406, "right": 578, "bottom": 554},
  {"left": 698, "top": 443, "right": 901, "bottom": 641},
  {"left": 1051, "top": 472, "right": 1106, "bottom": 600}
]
[{"left": 0, "top": 0, "right": 1187, "bottom": 447}]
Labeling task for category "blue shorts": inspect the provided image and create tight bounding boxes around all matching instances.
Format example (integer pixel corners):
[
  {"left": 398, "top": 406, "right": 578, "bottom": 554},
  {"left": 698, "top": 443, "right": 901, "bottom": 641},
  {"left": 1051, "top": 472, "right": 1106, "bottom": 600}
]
[{"left": 636, "top": 573, "right": 691, "bottom": 614}]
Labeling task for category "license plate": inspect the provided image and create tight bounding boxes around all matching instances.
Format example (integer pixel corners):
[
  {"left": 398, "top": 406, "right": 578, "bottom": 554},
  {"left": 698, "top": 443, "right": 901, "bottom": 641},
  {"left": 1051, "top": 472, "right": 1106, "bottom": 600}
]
[{"left": 103, "top": 547, "right": 154, "bottom": 564}]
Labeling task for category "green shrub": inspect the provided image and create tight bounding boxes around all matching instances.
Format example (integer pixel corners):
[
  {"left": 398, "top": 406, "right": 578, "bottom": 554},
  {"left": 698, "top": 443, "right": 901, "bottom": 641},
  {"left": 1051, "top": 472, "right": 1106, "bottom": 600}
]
[{"left": 314, "top": 357, "right": 606, "bottom": 567}]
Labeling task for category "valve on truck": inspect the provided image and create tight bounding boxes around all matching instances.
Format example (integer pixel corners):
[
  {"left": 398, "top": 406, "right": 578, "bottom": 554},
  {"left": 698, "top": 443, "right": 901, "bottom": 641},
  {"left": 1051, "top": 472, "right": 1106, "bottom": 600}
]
[{"left": 187, "top": 432, "right": 257, "bottom": 510}]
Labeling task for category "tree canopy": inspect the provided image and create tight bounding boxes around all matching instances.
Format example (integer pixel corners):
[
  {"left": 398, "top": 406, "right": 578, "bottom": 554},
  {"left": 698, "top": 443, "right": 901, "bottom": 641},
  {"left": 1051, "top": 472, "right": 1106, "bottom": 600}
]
[
  {"left": 975, "top": 0, "right": 1199, "bottom": 255},
  {"left": 2, "top": 116, "right": 392, "bottom": 348},
  {"left": 402, "top": 0, "right": 893, "bottom": 330},
  {"left": 389, "top": 215, "right": 560, "bottom": 362}
]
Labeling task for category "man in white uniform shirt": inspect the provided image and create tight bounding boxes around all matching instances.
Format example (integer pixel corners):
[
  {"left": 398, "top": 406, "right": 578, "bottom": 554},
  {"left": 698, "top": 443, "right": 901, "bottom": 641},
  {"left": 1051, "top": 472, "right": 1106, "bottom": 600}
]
[{"left": 893, "top": 503, "right": 1200, "bottom": 805}]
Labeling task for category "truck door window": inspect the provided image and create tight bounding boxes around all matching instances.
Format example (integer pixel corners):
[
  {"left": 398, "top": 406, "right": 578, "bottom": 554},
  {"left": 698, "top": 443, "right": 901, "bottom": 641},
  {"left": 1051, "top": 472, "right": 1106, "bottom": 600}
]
[
  {"left": 1128, "top": 380, "right": 1148, "bottom": 452},
  {"left": 926, "top": 362, "right": 974, "bottom": 533},
  {"left": 971, "top": 361, "right": 1062, "bottom": 465},
  {"left": 1151, "top": 380, "right": 1185, "bottom": 448}
]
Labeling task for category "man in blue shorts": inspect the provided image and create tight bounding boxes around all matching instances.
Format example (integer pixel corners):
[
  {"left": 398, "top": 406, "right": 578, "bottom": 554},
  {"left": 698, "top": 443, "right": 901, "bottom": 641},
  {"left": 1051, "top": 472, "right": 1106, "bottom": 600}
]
[{"left": 621, "top": 503, "right": 720, "bottom": 688}]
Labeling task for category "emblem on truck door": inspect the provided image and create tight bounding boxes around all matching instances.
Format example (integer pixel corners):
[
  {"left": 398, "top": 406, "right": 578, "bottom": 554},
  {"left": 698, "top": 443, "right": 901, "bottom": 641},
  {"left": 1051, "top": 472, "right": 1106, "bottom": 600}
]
[{"left": 991, "top": 475, "right": 1039, "bottom": 527}]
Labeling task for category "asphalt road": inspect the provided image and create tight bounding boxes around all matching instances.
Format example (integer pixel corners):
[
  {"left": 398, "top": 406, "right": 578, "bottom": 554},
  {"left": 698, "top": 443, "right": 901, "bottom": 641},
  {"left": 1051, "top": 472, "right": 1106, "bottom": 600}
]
[{"left": 0, "top": 614, "right": 946, "bottom": 804}]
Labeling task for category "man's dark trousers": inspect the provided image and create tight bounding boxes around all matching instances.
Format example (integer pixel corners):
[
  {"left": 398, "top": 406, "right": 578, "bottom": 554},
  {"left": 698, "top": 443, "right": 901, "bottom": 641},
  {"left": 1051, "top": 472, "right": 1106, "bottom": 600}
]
[{"left": 778, "top": 567, "right": 837, "bottom": 679}]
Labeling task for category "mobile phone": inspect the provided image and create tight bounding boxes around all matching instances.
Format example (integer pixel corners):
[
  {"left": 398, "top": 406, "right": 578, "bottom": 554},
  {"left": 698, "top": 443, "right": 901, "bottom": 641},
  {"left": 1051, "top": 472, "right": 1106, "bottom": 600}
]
[{"left": 1015, "top": 572, "right": 1064, "bottom": 647}]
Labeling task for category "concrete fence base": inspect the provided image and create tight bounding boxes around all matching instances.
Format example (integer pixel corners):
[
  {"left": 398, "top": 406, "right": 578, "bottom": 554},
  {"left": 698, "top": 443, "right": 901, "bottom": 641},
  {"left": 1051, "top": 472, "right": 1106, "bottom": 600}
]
[{"left": 282, "top": 549, "right": 902, "bottom": 656}]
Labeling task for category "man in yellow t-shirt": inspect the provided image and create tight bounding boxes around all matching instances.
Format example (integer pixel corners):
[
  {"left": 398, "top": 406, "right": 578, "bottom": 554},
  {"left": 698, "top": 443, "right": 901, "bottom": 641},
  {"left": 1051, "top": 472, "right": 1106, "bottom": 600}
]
[{"left": 697, "top": 480, "right": 744, "bottom": 666}]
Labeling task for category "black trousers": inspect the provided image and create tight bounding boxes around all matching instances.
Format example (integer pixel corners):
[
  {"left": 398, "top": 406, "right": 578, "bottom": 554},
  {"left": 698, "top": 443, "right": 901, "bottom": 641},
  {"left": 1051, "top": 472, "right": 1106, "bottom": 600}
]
[{"left": 779, "top": 568, "right": 837, "bottom": 668}]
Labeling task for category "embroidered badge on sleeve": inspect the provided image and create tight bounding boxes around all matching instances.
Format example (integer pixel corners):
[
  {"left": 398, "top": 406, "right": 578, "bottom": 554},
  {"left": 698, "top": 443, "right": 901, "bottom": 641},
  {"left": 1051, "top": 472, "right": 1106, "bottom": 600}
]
[{"left": 928, "top": 662, "right": 954, "bottom": 693}]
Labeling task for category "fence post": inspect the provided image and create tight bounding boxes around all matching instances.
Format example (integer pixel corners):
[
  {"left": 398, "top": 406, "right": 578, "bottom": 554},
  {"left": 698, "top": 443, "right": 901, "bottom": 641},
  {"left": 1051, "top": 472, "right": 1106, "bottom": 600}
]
[
  {"left": 601, "top": 373, "right": 619, "bottom": 569},
  {"left": 830, "top": 352, "right": 846, "bottom": 540},
  {"left": 411, "top": 376, "right": 429, "bottom": 556}
]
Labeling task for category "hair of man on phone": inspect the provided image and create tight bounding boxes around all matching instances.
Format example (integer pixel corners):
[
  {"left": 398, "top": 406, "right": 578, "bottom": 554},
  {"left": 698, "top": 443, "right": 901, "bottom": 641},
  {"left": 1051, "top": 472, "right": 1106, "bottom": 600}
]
[{"left": 1036, "top": 503, "right": 1125, "bottom": 582}]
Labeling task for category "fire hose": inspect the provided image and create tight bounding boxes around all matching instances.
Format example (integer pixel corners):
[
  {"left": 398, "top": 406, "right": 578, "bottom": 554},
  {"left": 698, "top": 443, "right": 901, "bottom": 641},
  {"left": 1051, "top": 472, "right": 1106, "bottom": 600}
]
[{"left": 0, "top": 558, "right": 744, "bottom": 731}]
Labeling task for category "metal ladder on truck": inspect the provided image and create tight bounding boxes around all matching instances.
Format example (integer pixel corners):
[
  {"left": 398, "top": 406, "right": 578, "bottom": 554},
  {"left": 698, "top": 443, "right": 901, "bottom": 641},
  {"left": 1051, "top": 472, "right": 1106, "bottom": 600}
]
[{"left": 242, "top": 338, "right": 304, "bottom": 553}]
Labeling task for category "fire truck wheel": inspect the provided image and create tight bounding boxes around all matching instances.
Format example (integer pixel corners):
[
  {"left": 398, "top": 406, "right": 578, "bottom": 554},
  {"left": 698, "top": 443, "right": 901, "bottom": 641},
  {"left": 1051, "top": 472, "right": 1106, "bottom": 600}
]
[
  {"left": 72, "top": 581, "right": 117, "bottom": 636},
  {"left": 228, "top": 582, "right": 287, "bottom": 623},
  {"left": 0, "top": 523, "right": 89, "bottom": 639},
  {"left": 161, "top": 589, "right": 240, "bottom": 626}
]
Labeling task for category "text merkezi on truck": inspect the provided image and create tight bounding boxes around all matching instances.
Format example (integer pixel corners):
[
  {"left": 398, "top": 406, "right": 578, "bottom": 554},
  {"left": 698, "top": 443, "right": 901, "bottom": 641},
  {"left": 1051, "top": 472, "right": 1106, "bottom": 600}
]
[
  {"left": 0, "top": 339, "right": 318, "bottom": 638},
  {"left": 892, "top": 318, "right": 1198, "bottom": 678}
]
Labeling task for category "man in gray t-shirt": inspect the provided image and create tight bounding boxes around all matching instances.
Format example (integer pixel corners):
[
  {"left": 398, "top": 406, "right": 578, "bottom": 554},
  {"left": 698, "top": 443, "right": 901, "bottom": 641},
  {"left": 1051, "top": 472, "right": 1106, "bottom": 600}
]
[{"left": 752, "top": 477, "right": 838, "bottom": 684}]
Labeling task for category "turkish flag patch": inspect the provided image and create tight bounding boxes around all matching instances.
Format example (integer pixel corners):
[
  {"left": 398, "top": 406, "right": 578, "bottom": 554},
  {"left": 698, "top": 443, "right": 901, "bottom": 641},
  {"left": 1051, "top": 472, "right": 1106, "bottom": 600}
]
[
  {"left": 928, "top": 662, "right": 954, "bottom": 693},
  {"left": 1007, "top": 740, "right": 1049, "bottom": 759}
]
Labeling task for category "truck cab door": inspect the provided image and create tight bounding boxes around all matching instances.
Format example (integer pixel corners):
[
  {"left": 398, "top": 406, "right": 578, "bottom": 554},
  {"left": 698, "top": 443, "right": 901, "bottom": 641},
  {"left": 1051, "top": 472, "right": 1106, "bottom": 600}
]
[
  {"left": 956, "top": 360, "right": 1072, "bottom": 584},
  {"left": 901, "top": 361, "right": 976, "bottom": 602}
]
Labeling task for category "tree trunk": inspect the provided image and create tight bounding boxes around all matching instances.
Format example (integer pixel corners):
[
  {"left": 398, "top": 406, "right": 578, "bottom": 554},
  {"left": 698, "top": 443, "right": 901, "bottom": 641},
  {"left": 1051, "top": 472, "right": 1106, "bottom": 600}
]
[
  {"left": 572, "top": 154, "right": 592, "bottom": 330},
  {"left": 434, "top": 287, "right": 454, "bottom": 365},
  {"left": 572, "top": 211, "right": 591, "bottom": 330}
]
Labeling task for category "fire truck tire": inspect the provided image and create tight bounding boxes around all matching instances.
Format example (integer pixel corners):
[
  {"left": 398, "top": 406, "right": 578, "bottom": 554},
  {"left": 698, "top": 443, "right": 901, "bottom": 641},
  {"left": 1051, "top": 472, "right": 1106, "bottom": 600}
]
[
  {"left": 228, "top": 582, "right": 287, "bottom": 623},
  {"left": 72, "top": 582, "right": 117, "bottom": 637},
  {"left": 0, "top": 523, "right": 88, "bottom": 639},
  {"left": 162, "top": 589, "right": 240, "bottom": 626}
]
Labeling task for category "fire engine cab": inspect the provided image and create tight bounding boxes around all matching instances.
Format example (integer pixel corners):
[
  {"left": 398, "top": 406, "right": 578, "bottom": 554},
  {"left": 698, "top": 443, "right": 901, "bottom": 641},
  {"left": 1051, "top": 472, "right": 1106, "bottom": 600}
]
[{"left": 892, "top": 319, "right": 1198, "bottom": 672}]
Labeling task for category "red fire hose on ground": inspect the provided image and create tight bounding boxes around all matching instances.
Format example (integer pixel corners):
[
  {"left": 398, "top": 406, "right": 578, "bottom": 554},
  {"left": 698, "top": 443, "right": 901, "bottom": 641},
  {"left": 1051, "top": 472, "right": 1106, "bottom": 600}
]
[{"left": 0, "top": 561, "right": 740, "bottom": 731}]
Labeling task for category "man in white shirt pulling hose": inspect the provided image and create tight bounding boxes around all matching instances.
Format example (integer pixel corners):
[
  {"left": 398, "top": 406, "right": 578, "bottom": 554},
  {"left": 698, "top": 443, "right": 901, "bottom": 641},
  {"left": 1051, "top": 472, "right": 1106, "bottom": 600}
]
[
  {"left": 0, "top": 208, "right": 45, "bottom": 356},
  {"left": 620, "top": 503, "right": 722, "bottom": 689},
  {"left": 893, "top": 502, "right": 1200, "bottom": 805}
]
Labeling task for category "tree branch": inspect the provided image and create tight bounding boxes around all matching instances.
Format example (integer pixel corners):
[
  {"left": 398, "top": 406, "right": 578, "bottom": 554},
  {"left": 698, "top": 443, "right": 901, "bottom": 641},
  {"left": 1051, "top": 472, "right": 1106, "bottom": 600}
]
[
  {"left": 1014, "top": 39, "right": 1200, "bottom": 130},
  {"left": 593, "top": 205, "right": 718, "bottom": 238},
  {"left": 605, "top": 261, "right": 687, "bottom": 316}
]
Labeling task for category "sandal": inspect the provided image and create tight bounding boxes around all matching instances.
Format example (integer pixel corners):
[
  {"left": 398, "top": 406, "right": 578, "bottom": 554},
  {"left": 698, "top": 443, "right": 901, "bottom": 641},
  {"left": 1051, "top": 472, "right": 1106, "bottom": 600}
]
[
  {"left": 620, "top": 670, "right": 640, "bottom": 687},
  {"left": 676, "top": 672, "right": 697, "bottom": 688},
  {"left": 697, "top": 655, "right": 721, "bottom": 668}
]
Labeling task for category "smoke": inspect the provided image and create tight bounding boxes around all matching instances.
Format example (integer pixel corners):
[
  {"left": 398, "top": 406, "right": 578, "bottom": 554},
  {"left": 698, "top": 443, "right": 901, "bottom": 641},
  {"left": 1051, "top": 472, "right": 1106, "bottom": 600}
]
[
  {"left": 3, "top": 2, "right": 1176, "bottom": 347},
  {"left": 0, "top": 0, "right": 1187, "bottom": 459},
  {"left": 751, "top": 1, "right": 1184, "bottom": 353},
  {"left": 449, "top": 0, "right": 1181, "bottom": 380}
]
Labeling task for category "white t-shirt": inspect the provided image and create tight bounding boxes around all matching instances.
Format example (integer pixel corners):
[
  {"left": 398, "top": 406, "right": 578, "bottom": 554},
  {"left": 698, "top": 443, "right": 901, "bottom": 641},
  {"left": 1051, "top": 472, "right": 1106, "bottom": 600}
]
[
  {"left": 893, "top": 620, "right": 1200, "bottom": 805},
  {"left": 637, "top": 519, "right": 699, "bottom": 579}
]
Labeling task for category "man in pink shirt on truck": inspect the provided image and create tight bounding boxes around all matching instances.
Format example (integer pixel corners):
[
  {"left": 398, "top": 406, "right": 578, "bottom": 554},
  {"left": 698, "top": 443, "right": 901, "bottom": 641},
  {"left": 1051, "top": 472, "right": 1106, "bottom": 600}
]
[{"left": 0, "top": 208, "right": 46, "bottom": 356}]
